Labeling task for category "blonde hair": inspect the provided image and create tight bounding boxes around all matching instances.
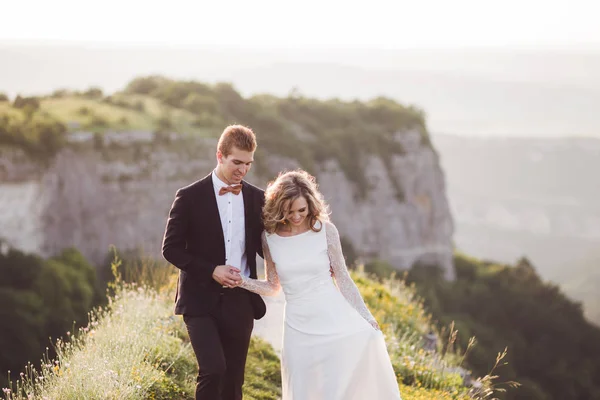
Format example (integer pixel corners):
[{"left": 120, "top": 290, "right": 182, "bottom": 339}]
[
  {"left": 263, "top": 170, "right": 330, "bottom": 234},
  {"left": 217, "top": 124, "right": 257, "bottom": 156}
]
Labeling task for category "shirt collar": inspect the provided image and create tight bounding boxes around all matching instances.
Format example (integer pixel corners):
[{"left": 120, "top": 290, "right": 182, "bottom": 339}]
[{"left": 212, "top": 170, "right": 242, "bottom": 189}]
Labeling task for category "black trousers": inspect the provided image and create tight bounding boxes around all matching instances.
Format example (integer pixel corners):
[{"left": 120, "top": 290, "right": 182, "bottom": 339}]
[{"left": 183, "top": 288, "right": 254, "bottom": 400}]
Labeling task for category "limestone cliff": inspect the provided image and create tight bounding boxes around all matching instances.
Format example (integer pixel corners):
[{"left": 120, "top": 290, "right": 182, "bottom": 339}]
[{"left": 0, "top": 129, "right": 454, "bottom": 278}]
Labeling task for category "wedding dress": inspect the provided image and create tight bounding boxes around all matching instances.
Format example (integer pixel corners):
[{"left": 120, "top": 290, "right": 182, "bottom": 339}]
[{"left": 241, "top": 221, "right": 402, "bottom": 399}]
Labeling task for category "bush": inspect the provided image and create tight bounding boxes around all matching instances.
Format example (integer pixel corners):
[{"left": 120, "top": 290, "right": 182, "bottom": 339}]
[
  {"left": 125, "top": 76, "right": 169, "bottom": 95},
  {"left": 82, "top": 87, "right": 103, "bottom": 99},
  {"left": 87, "top": 115, "right": 109, "bottom": 129},
  {"left": 0, "top": 113, "right": 67, "bottom": 160},
  {"left": 50, "top": 89, "right": 69, "bottom": 99},
  {"left": 77, "top": 106, "right": 91, "bottom": 116},
  {"left": 12, "top": 96, "right": 40, "bottom": 111}
]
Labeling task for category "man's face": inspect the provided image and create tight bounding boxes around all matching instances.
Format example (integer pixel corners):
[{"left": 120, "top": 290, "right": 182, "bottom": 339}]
[{"left": 217, "top": 146, "right": 254, "bottom": 185}]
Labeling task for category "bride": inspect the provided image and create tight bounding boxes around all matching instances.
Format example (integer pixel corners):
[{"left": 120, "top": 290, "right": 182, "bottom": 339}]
[{"left": 239, "top": 169, "right": 402, "bottom": 399}]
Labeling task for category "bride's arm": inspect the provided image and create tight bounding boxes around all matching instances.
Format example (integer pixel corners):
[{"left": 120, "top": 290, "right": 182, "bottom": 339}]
[
  {"left": 326, "top": 221, "right": 379, "bottom": 330},
  {"left": 239, "top": 232, "right": 281, "bottom": 296}
]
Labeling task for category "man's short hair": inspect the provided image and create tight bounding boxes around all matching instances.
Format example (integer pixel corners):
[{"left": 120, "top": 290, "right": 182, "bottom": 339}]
[{"left": 217, "top": 125, "right": 257, "bottom": 156}]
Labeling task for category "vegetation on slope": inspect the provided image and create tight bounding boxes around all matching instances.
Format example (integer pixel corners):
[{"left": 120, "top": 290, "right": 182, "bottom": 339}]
[
  {"left": 2, "top": 255, "right": 508, "bottom": 400},
  {"left": 403, "top": 254, "right": 600, "bottom": 400},
  {"left": 1, "top": 77, "right": 429, "bottom": 197}
]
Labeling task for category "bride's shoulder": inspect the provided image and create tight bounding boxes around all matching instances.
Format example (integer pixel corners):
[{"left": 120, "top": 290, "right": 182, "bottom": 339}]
[
  {"left": 321, "top": 220, "right": 339, "bottom": 237},
  {"left": 321, "top": 221, "right": 340, "bottom": 250}
]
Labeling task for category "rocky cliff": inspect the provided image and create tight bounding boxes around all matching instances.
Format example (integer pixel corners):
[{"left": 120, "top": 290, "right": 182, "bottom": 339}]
[{"left": 0, "top": 129, "right": 454, "bottom": 278}]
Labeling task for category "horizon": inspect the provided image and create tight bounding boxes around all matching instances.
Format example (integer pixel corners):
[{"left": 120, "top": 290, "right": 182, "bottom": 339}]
[
  {"left": 2, "top": 45, "right": 599, "bottom": 139},
  {"left": 2, "top": 0, "right": 600, "bottom": 140},
  {"left": 3, "top": 38, "right": 600, "bottom": 52}
]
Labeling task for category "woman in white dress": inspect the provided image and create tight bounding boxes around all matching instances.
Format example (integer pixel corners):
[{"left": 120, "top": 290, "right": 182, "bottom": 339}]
[{"left": 240, "top": 170, "right": 402, "bottom": 400}]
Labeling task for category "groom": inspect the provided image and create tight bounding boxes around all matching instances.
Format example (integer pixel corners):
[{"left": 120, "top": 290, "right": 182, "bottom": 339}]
[{"left": 162, "top": 125, "right": 267, "bottom": 400}]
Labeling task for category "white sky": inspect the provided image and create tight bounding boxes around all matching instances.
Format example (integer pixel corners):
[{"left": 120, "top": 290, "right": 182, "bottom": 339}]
[{"left": 2, "top": 0, "right": 600, "bottom": 49}]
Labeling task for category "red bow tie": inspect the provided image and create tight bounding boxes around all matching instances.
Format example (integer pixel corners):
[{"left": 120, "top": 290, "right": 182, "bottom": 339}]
[{"left": 219, "top": 185, "right": 242, "bottom": 196}]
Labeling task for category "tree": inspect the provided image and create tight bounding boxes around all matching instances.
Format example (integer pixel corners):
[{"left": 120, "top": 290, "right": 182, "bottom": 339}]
[
  {"left": 125, "top": 76, "right": 169, "bottom": 95},
  {"left": 406, "top": 254, "right": 600, "bottom": 400},
  {"left": 0, "top": 247, "right": 101, "bottom": 389},
  {"left": 13, "top": 95, "right": 40, "bottom": 111},
  {"left": 83, "top": 87, "right": 104, "bottom": 99}
]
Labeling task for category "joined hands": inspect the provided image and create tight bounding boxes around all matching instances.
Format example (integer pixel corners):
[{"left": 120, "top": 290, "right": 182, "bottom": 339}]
[{"left": 212, "top": 265, "right": 243, "bottom": 288}]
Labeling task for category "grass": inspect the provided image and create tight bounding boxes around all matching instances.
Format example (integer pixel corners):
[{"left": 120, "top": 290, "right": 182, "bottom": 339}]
[
  {"left": 2, "top": 260, "right": 513, "bottom": 400},
  {"left": 41, "top": 97, "right": 155, "bottom": 131},
  {"left": 0, "top": 103, "right": 22, "bottom": 119},
  {"left": 36, "top": 95, "right": 214, "bottom": 135},
  {"left": 3, "top": 283, "right": 195, "bottom": 400},
  {"left": 2, "top": 280, "right": 281, "bottom": 400},
  {"left": 110, "top": 94, "right": 210, "bottom": 135},
  {"left": 354, "top": 273, "right": 471, "bottom": 398}
]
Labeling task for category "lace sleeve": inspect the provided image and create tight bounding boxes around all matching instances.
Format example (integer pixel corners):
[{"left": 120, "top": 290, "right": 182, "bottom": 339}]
[
  {"left": 326, "top": 221, "right": 377, "bottom": 325},
  {"left": 240, "top": 232, "right": 281, "bottom": 296}
]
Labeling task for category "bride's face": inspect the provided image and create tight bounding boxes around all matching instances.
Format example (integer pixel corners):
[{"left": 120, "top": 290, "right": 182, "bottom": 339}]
[{"left": 285, "top": 196, "right": 310, "bottom": 228}]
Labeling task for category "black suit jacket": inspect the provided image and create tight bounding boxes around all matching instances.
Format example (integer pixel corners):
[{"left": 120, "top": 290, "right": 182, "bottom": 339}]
[{"left": 162, "top": 173, "right": 267, "bottom": 319}]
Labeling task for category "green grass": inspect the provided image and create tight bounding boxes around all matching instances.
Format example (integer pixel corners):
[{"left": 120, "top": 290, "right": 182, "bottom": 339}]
[
  {"left": 41, "top": 97, "right": 154, "bottom": 130},
  {"left": 2, "top": 280, "right": 281, "bottom": 400},
  {"left": 0, "top": 103, "right": 23, "bottom": 120},
  {"left": 354, "top": 272, "right": 472, "bottom": 398},
  {"left": 2, "top": 266, "right": 508, "bottom": 400},
  {"left": 34, "top": 95, "right": 213, "bottom": 135}
]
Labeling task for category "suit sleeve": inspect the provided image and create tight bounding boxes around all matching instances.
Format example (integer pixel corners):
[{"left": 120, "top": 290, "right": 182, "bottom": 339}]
[{"left": 162, "top": 188, "right": 218, "bottom": 284}]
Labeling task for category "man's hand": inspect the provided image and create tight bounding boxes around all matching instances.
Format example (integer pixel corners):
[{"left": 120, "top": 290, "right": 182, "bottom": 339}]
[{"left": 212, "top": 265, "right": 242, "bottom": 288}]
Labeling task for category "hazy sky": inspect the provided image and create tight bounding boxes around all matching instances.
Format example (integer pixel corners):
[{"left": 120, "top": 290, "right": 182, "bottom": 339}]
[{"left": 3, "top": 0, "right": 600, "bottom": 49}]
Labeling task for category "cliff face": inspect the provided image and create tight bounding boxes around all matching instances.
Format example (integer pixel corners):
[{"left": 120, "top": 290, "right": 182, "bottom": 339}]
[{"left": 0, "top": 129, "right": 454, "bottom": 278}]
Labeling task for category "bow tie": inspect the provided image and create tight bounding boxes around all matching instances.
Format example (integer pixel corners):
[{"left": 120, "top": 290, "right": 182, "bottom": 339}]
[{"left": 219, "top": 184, "right": 242, "bottom": 196}]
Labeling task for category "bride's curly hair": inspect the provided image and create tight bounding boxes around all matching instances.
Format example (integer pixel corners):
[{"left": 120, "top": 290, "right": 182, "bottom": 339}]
[{"left": 263, "top": 169, "right": 330, "bottom": 234}]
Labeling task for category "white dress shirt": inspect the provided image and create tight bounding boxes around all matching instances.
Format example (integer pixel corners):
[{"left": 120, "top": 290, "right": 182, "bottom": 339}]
[{"left": 212, "top": 171, "right": 248, "bottom": 277}]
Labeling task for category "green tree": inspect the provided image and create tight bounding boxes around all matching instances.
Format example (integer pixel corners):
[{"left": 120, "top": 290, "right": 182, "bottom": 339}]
[
  {"left": 83, "top": 87, "right": 104, "bottom": 99},
  {"left": 13, "top": 95, "right": 40, "bottom": 110},
  {"left": 0, "top": 247, "right": 101, "bottom": 389}
]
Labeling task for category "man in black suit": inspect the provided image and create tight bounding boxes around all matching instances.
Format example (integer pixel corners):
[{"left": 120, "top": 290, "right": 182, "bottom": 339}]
[{"left": 162, "top": 125, "right": 266, "bottom": 400}]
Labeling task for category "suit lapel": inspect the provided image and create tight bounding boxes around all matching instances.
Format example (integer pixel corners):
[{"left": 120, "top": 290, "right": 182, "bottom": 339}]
[
  {"left": 242, "top": 181, "right": 253, "bottom": 258},
  {"left": 200, "top": 173, "right": 226, "bottom": 261}
]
